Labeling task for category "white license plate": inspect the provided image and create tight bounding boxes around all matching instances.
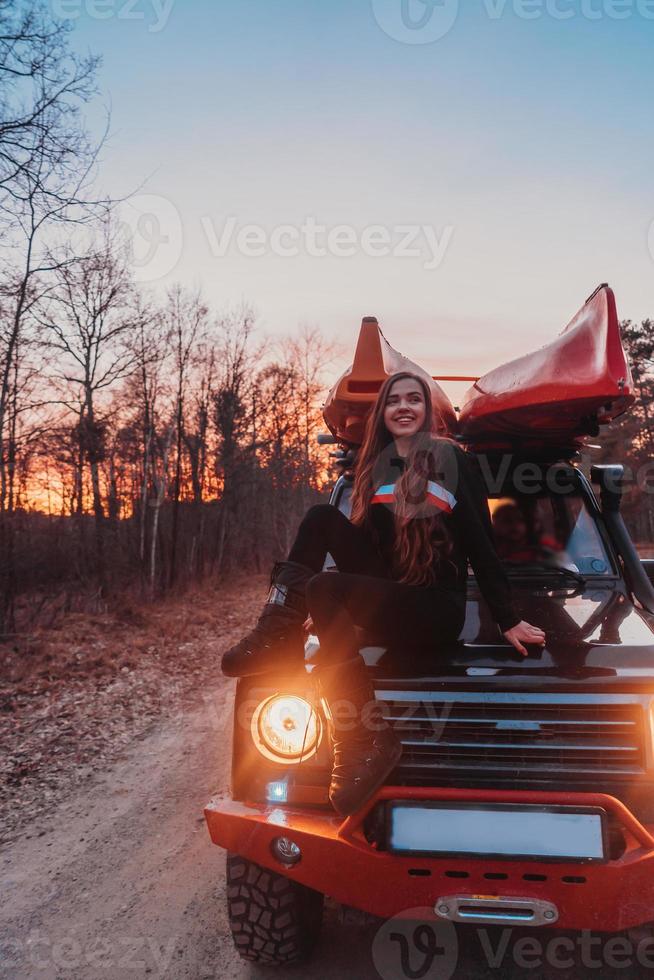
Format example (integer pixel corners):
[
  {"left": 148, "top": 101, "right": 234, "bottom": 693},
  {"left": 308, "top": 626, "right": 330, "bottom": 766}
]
[{"left": 388, "top": 803, "right": 606, "bottom": 861}]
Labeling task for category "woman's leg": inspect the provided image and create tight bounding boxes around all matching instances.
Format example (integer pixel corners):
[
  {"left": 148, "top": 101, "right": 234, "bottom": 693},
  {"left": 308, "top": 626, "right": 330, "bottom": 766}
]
[
  {"left": 307, "top": 571, "right": 464, "bottom": 666},
  {"left": 221, "top": 504, "right": 385, "bottom": 677},
  {"left": 288, "top": 504, "right": 387, "bottom": 577},
  {"left": 307, "top": 573, "right": 464, "bottom": 817}
]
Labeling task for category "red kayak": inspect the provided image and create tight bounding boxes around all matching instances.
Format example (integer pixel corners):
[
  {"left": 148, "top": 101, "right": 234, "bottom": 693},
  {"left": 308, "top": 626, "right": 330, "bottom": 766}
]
[
  {"left": 322, "top": 316, "right": 457, "bottom": 445},
  {"left": 458, "top": 284, "right": 634, "bottom": 449}
]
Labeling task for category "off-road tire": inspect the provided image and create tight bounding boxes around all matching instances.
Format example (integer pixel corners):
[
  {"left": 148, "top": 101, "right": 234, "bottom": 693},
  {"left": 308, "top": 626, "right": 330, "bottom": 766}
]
[{"left": 226, "top": 852, "right": 324, "bottom": 965}]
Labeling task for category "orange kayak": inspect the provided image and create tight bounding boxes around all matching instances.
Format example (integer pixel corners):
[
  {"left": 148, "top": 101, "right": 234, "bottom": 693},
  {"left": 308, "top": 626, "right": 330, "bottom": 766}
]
[
  {"left": 322, "top": 316, "right": 457, "bottom": 445},
  {"left": 458, "top": 284, "right": 634, "bottom": 449}
]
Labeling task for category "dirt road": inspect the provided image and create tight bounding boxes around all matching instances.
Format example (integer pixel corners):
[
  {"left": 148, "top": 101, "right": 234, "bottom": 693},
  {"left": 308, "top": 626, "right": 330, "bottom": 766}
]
[
  {"left": 2, "top": 674, "right": 403, "bottom": 980},
  {"left": 3, "top": 665, "right": 654, "bottom": 977}
]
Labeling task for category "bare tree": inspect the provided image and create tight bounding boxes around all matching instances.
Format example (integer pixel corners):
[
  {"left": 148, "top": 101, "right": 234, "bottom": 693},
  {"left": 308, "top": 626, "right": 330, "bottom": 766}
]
[
  {"left": 146, "top": 422, "right": 172, "bottom": 596},
  {"left": 163, "top": 285, "right": 208, "bottom": 587},
  {"left": 0, "top": 3, "right": 99, "bottom": 205},
  {"left": 39, "top": 230, "right": 135, "bottom": 588},
  {"left": 124, "top": 296, "right": 168, "bottom": 578},
  {"left": 0, "top": 1, "right": 107, "bottom": 631},
  {"left": 183, "top": 339, "right": 218, "bottom": 577},
  {"left": 286, "top": 323, "right": 339, "bottom": 504},
  {"left": 212, "top": 306, "right": 258, "bottom": 574},
  {"left": 0, "top": 1, "right": 107, "bottom": 467}
]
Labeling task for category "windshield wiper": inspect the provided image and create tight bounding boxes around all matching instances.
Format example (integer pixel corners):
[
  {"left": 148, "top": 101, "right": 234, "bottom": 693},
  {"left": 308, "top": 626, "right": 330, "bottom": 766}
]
[{"left": 503, "top": 562, "right": 587, "bottom": 588}]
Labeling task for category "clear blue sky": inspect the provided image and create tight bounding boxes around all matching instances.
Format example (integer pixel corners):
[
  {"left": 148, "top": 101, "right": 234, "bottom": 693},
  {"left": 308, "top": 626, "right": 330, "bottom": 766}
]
[{"left": 70, "top": 0, "right": 654, "bottom": 388}]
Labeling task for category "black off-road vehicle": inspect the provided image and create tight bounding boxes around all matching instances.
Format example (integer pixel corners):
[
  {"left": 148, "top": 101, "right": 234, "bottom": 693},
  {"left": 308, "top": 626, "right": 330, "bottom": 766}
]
[{"left": 205, "top": 450, "right": 654, "bottom": 965}]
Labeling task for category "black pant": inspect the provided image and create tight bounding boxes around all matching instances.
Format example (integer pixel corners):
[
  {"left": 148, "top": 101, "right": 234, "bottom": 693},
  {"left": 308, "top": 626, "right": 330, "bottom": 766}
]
[{"left": 288, "top": 505, "right": 465, "bottom": 666}]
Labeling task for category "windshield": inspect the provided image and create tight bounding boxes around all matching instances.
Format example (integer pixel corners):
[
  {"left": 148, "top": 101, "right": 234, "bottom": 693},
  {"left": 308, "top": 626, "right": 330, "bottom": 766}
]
[{"left": 488, "top": 492, "right": 613, "bottom": 577}]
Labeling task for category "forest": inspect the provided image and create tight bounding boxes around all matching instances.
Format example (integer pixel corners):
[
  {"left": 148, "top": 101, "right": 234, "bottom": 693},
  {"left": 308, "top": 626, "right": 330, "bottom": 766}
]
[{"left": 0, "top": 3, "right": 337, "bottom": 636}]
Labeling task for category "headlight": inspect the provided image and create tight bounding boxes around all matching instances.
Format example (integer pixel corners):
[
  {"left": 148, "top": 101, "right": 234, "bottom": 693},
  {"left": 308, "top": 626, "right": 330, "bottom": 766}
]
[{"left": 251, "top": 695, "right": 321, "bottom": 763}]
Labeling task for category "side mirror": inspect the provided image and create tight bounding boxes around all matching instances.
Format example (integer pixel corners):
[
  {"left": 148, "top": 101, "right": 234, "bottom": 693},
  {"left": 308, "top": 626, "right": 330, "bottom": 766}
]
[{"left": 591, "top": 464, "right": 624, "bottom": 512}]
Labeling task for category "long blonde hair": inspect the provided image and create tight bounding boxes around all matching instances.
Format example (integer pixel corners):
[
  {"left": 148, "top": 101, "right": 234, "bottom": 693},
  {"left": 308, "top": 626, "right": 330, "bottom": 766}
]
[{"left": 350, "top": 372, "right": 455, "bottom": 586}]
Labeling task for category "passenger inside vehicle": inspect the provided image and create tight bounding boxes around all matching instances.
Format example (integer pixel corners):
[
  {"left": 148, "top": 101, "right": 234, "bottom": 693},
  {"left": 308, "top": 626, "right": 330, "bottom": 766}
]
[
  {"left": 489, "top": 493, "right": 611, "bottom": 577},
  {"left": 491, "top": 501, "right": 563, "bottom": 564}
]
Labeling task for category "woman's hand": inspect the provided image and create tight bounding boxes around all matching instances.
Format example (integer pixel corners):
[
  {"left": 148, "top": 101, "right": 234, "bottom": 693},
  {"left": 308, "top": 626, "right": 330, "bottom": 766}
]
[
  {"left": 304, "top": 614, "right": 314, "bottom": 633},
  {"left": 502, "top": 620, "right": 546, "bottom": 657}
]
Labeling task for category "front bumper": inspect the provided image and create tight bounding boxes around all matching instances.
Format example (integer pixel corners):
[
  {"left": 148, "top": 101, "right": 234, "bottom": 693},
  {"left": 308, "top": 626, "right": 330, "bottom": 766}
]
[{"left": 204, "top": 786, "right": 654, "bottom": 931}]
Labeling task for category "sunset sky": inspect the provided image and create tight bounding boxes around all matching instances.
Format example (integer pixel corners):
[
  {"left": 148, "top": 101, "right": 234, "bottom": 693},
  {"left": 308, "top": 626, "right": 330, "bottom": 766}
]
[{"left": 71, "top": 0, "right": 654, "bottom": 399}]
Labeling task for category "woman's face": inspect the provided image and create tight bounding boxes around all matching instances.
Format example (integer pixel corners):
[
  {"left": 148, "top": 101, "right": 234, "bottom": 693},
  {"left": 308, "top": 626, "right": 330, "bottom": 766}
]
[{"left": 383, "top": 377, "right": 427, "bottom": 441}]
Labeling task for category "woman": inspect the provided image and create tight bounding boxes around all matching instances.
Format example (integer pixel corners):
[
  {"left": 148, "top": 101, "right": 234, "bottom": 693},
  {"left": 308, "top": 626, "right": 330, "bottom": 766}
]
[{"left": 222, "top": 372, "right": 546, "bottom": 816}]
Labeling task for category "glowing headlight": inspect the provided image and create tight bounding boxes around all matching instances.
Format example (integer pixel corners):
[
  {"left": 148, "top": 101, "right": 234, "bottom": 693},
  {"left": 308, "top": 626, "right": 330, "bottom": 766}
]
[{"left": 252, "top": 695, "right": 321, "bottom": 763}]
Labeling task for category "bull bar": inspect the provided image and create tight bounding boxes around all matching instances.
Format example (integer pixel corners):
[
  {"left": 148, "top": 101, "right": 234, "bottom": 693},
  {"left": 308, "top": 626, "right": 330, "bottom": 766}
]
[{"left": 205, "top": 785, "right": 654, "bottom": 931}]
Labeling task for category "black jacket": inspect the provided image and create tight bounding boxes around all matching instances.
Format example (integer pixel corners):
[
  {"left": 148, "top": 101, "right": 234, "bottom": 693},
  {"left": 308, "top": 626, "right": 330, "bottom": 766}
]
[{"left": 367, "top": 440, "right": 520, "bottom": 633}]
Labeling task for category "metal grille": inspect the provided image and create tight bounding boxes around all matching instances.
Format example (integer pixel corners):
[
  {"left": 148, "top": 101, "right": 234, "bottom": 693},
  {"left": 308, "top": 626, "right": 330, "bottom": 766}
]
[{"left": 377, "top": 692, "right": 647, "bottom": 781}]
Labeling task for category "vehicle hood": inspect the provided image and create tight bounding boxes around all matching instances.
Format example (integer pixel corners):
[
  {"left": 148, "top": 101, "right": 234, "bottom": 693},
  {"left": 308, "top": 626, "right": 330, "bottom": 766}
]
[{"left": 366, "top": 587, "right": 654, "bottom": 686}]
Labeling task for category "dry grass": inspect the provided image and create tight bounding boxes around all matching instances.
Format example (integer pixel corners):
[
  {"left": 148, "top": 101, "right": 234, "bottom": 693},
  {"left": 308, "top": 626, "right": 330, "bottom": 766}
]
[{"left": 0, "top": 575, "right": 266, "bottom": 844}]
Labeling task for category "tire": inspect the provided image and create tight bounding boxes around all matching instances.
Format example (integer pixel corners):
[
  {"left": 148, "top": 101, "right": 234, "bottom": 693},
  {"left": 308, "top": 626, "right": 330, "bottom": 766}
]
[{"left": 226, "top": 852, "right": 324, "bottom": 965}]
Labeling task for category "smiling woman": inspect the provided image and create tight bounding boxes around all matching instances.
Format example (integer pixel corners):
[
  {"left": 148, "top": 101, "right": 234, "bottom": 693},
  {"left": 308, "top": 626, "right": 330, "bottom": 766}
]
[{"left": 221, "top": 370, "right": 546, "bottom": 818}]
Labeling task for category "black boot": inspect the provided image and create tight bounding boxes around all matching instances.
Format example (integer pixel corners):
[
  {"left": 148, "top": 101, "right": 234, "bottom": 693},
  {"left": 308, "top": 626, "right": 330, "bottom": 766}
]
[
  {"left": 317, "top": 657, "right": 402, "bottom": 818},
  {"left": 221, "top": 561, "right": 314, "bottom": 677}
]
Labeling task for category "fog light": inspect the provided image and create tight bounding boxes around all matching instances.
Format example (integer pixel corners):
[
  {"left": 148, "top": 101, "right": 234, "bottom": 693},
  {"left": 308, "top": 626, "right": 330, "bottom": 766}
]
[
  {"left": 271, "top": 836, "right": 302, "bottom": 866},
  {"left": 266, "top": 781, "right": 288, "bottom": 803}
]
